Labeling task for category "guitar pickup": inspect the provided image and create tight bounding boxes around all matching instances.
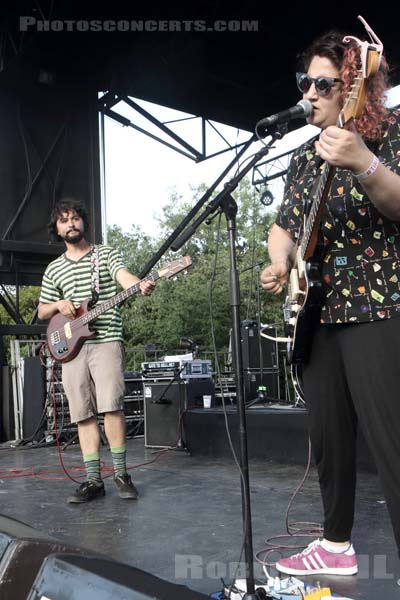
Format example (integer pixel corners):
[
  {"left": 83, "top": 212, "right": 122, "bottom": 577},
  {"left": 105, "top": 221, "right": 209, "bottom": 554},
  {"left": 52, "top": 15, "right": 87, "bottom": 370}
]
[
  {"left": 64, "top": 322, "right": 72, "bottom": 340},
  {"left": 296, "top": 255, "right": 306, "bottom": 279},
  {"left": 289, "top": 269, "right": 305, "bottom": 302}
]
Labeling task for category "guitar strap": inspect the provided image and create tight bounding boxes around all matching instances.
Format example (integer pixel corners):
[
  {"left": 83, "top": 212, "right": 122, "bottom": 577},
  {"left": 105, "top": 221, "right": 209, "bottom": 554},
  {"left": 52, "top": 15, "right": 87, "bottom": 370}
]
[{"left": 90, "top": 244, "right": 100, "bottom": 304}]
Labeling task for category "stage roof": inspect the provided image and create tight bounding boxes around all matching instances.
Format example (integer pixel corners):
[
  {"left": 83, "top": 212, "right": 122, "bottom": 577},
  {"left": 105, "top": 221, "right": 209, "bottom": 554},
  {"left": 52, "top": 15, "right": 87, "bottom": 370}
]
[{"left": 2, "top": 2, "right": 399, "bottom": 132}]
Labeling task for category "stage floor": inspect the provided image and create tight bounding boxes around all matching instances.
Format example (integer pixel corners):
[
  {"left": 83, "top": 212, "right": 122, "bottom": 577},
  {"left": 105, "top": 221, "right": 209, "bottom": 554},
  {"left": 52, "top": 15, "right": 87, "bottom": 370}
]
[{"left": 0, "top": 435, "right": 398, "bottom": 599}]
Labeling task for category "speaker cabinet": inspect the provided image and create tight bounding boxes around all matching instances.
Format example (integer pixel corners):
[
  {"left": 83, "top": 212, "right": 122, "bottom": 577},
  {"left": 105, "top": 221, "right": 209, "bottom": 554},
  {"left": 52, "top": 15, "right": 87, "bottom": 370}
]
[
  {"left": 144, "top": 379, "right": 215, "bottom": 447},
  {"left": 240, "top": 321, "right": 278, "bottom": 370},
  {"left": 1, "top": 366, "right": 14, "bottom": 442},
  {"left": 23, "top": 357, "right": 45, "bottom": 440},
  {"left": 243, "top": 370, "right": 280, "bottom": 403},
  {"left": 144, "top": 381, "right": 184, "bottom": 448}
]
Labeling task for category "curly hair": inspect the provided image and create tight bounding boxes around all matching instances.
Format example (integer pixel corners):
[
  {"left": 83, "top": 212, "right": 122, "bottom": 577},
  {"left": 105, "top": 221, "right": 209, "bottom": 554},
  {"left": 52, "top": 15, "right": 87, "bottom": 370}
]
[
  {"left": 300, "top": 30, "right": 390, "bottom": 141},
  {"left": 48, "top": 197, "right": 89, "bottom": 242}
]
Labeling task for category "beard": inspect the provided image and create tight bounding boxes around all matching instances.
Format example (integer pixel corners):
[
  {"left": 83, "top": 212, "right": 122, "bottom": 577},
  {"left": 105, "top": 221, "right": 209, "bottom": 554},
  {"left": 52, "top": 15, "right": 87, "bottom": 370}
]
[{"left": 62, "top": 229, "right": 84, "bottom": 244}]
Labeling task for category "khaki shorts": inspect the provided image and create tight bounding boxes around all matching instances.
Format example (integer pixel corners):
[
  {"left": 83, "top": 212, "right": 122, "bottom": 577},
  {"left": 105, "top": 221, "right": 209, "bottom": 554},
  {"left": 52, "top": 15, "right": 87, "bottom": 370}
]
[{"left": 61, "top": 341, "right": 125, "bottom": 423}]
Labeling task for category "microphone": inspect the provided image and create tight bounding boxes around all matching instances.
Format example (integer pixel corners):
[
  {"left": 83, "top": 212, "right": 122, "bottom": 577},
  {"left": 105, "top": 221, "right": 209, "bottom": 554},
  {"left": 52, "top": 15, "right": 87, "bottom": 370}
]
[{"left": 256, "top": 99, "right": 313, "bottom": 133}]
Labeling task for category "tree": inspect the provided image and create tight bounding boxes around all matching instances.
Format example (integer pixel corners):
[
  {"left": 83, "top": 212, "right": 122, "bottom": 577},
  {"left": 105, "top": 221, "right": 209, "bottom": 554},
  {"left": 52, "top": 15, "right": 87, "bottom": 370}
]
[
  {"left": 0, "top": 286, "right": 41, "bottom": 326},
  {"left": 111, "top": 177, "right": 285, "bottom": 369}
]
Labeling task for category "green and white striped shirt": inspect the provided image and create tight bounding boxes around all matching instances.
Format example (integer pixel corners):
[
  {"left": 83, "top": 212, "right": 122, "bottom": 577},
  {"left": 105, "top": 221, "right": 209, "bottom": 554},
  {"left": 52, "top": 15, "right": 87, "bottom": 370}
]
[{"left": 39, "top": 245, "right": 126, "bottom": 344}]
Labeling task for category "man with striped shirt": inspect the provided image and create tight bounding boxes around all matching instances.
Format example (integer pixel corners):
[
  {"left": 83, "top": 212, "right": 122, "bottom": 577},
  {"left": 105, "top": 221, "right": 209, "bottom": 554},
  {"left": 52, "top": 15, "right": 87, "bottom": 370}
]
[{"left": 38, "top": 198, "right": 155, "bottom": 503}]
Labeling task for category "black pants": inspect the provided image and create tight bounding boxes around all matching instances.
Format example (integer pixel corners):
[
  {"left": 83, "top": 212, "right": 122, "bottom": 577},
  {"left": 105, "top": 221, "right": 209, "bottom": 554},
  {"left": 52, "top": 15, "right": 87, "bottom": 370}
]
[{"left": 303, "top": 318, "right": 400, "bottom": 550}]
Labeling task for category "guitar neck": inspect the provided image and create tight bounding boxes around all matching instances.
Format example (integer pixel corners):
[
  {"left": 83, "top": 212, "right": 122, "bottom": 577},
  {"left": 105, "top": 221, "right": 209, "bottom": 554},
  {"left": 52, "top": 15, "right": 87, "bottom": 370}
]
[
  {"left": 299, "top": 61, "right": 373, "bottom": 263},
  {"left": 300, "top": 163, "right": 336, "bottom": 261},
  {"left": 80, "top": 271, "right": 160, "bottom": 325}
]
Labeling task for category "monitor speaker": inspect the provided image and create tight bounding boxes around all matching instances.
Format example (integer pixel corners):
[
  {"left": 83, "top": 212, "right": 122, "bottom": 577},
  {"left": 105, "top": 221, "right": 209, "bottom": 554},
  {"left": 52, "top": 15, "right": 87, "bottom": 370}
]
[
  {"left": 0, "top": 514, "right": 96, "bottom": 600},
  {"left": 28, "top": 553, "right": 209, "bottom": 600}
]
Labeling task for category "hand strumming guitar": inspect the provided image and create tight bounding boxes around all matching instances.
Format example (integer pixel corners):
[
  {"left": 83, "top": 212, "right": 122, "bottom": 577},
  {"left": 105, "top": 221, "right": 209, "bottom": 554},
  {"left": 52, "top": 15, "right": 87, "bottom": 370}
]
[
  {"left": 261, "top": 261, "right": 290, "bottom": 295},
  {"left": 57, "top": 300, "right": 77, "bottom": 319}
]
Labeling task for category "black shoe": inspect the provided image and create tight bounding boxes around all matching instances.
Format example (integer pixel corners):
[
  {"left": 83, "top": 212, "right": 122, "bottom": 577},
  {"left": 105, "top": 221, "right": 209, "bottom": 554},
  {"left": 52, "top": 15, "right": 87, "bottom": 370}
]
[
  {"left": 68, "top": 481, "right": 105, "bottom": 504},
  {"left": 114, "top": 473, "right": 138, "bottom": 499}
]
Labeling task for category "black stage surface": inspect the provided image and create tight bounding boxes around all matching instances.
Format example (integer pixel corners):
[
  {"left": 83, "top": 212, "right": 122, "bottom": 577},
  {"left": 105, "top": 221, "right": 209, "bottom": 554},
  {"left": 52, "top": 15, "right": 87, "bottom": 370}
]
[{"left": 0, "top": 408, "right": 399, "bottom": 599}]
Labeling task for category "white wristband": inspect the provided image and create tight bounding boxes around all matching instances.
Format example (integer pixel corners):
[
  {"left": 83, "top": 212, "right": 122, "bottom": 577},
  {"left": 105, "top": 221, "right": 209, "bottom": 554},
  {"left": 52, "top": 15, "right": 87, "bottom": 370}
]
[{"left": 354, "top": 155, "right": 380, "bottom": 181}]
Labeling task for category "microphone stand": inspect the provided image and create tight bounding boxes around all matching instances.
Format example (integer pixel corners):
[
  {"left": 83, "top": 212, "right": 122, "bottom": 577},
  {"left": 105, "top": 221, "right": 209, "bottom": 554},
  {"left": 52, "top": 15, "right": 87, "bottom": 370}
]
[
  {"left": 171, "top": 128, "right": 284, "bottom": 598},
  {"left": 137, "top": 134, "right": 258, "bottom": 279}
]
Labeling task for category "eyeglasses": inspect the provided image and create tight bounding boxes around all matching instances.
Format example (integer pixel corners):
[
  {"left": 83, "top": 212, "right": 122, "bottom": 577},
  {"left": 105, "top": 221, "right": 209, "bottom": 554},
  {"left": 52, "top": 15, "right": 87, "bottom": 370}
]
[{"left": 296, "top": 72, "right": 343, "bottom": 96}]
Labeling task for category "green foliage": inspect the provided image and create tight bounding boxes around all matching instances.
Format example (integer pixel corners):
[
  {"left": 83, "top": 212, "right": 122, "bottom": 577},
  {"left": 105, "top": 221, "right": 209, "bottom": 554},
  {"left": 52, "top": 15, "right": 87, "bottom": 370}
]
[
  {"left": 0, "top": 286, "right": 42, "bottom": 362},
  {"left": 107, "top": 176, "right": 285, "bottom": 366},
  {"left": 0, "top": 286, "right": 41, "bottom": 325},
  {"left": 107, "top": 224, "right": 155, "bottom": 273}
]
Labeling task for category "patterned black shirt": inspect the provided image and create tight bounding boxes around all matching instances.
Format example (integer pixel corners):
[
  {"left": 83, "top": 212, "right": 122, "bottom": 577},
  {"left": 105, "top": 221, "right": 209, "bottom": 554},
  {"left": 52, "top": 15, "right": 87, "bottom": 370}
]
[{"left": 276, "top": 109, "right": 400, "bottom": 324}]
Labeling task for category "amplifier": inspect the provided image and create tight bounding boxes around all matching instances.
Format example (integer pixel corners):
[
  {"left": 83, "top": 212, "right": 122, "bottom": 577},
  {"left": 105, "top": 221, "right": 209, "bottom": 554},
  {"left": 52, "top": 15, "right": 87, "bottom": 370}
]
[
  {"left": 240, "top": 321, "right": 278, "bottom": 371},
  {"left": 181, "top": 360, "right": 211, "bottom": 380},
  {"left": 141, "top": 361, "right": 180, "bottom": 379},
  {"left": 144, "top": 381, "right": 185, "bottom": 448},
  {"left": 141, "top": 360, "right": 211, "bottom": 380},
  {"left": 143, "top": 379, "right": 215, "bottom": 447}
]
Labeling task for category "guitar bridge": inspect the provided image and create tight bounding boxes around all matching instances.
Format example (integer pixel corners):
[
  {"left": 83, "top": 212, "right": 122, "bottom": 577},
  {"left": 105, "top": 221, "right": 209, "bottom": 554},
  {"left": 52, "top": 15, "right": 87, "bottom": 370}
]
[{"left": 50, "top": 331, "right": 61, "bottom": 345}]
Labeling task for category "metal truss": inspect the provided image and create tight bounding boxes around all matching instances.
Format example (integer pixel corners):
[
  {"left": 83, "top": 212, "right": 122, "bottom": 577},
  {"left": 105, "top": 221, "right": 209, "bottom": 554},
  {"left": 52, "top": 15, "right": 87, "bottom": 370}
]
[
  {"left": 98, "top": 91, "right": 251, "bottom": 162},
  {"left": 252, "top": 147, "right": 293, "bottom": 188}
]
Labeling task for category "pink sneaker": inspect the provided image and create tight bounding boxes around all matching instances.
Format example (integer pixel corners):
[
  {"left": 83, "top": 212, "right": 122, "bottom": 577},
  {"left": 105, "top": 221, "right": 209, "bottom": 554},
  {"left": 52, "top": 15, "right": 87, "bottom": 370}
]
[{"left": 276, "top": 539, "right": 358, "bottom": 576}]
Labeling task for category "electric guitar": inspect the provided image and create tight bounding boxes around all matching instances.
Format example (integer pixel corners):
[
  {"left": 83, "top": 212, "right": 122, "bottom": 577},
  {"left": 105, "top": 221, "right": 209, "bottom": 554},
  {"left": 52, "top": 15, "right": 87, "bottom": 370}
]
[
  {"left": 283, "top": 44, "right": 381, "bottom": 365},
  {"left": 46, "top": 256, "right": 192, "bottom": 363}
]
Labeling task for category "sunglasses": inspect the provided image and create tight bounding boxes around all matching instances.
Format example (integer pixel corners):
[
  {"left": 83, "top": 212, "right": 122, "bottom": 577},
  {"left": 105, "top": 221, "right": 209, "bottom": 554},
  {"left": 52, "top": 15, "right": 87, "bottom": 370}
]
[{"left": 296, "top": 72, "right": 343, "bottom": 96}]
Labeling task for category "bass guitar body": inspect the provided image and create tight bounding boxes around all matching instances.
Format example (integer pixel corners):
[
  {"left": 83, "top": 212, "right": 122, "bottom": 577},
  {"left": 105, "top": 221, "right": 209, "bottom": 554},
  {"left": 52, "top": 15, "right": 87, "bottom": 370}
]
[{"left": 46, "top": 299, "right": 97, "bottom": 363}]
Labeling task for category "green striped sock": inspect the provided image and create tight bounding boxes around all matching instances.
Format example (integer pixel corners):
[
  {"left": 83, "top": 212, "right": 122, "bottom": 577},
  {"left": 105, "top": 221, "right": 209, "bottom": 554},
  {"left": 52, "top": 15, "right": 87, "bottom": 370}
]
[
  {"left": 83, "top": 451, "right": 102, "bottom": 486},
  {"left": 111, "top": 445, "right": 127, "bottom": 478}
]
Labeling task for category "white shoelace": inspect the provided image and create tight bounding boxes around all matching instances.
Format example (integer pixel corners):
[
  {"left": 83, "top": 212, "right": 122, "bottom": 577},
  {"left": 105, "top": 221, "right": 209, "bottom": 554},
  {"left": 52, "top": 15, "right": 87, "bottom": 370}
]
[{"left": 290, "top": 539, "right": 321, "bottom": 559}]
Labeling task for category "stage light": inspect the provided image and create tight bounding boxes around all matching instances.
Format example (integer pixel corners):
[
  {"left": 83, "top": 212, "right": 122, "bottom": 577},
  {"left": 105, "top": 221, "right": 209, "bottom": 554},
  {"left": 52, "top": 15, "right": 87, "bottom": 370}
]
[{"left": 260, "top": 188, "right": 274, "bottom": 206}]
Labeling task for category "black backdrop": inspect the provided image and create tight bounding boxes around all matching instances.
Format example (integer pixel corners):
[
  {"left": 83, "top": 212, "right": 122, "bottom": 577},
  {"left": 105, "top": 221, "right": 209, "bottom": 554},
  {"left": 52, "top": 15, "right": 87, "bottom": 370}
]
[{"left": 0, "top": 1, "right": 399, "bottom": 284}]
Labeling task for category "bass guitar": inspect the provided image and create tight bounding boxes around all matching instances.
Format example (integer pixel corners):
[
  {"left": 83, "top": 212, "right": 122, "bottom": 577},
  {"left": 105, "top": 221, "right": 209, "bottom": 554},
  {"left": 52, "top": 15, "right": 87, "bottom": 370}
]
[
  {"left": 283, "top": 29, "right": 382, "bottom": 365},
  {"left": 46, "top": 256, "right": 192, "bottom": 363}
]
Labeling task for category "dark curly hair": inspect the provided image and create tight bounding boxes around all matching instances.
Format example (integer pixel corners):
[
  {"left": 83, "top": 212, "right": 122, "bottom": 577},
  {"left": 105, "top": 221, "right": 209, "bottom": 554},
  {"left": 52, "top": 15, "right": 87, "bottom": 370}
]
[
  {"left": 48, "top": 197, "right": 89, "bottom": 242},
  {"left": 300, "top": 30, "right": 390, "bottom": 141}
]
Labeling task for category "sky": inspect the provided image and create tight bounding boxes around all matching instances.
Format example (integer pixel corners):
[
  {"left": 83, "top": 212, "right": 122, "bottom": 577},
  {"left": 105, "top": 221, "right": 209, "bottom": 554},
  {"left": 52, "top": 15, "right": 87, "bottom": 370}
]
[
  {"left": 103, "top": 99, "right": 317, "bottom": 237},
  {"left": 104, "top": 86, "right": 400, "bottom": 239}
]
